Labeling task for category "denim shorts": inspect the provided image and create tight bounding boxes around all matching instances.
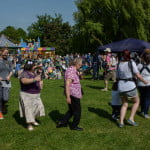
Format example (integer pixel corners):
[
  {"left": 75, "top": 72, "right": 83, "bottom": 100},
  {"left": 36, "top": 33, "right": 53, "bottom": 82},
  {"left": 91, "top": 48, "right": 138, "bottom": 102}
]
[{"left": 119, "top": 88, "right": 138, "bottom": 98}]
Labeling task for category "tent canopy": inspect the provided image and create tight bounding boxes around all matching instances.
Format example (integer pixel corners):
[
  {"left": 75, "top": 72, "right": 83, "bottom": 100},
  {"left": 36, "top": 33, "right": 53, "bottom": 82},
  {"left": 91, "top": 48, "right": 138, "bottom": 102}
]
[
  {"left": 97, "top": 38, "right": 150, "bottom": 53},
  {"left": 0, "top": 34, "right": 20, "bottom": 48}
]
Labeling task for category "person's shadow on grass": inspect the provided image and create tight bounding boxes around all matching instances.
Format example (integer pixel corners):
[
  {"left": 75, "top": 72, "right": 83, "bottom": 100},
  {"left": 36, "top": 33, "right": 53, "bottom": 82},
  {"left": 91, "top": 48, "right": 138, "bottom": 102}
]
[
  {"left": 86, "top": 85, "right": 104, "bottom": 90},
  {"left": 88, "top": 107, "right": 118, "bottom": 124},
  {"left": 13, "top": 111, "right": 26, "bottom": 128},
  {"left": 59, "top": 85, "right": 64, "bottom": 88},
  {"left": 48, "top": 110, "right": 64, "bottom": 124}
]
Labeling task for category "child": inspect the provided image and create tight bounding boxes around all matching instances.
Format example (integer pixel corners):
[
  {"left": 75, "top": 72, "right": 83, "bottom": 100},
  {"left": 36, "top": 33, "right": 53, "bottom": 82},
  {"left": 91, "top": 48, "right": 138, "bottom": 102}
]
[{"left": 111, "top": 81, "right": 122, "bottom": 121}]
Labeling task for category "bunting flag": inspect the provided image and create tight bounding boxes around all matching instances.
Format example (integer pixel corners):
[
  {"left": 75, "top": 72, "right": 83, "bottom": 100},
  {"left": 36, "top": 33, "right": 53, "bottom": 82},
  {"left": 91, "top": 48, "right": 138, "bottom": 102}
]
[{"left": 21, "top": 47, "right": 55, "bottom": 51}]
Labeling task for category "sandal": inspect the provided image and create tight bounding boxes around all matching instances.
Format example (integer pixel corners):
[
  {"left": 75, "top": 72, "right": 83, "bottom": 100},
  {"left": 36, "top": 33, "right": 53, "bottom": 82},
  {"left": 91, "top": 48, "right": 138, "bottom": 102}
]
[
  {"left": 127, "top": 119, "right": 138, "bottom": 126},
  {"left": 118, "top": 123, "right": 124, "bottom": 128},
  {"left": 144, "top": 114, "right": 150, "bottom": 119},
  {"left": 101, "top": 88, "right": 108, "bottom": 91}
]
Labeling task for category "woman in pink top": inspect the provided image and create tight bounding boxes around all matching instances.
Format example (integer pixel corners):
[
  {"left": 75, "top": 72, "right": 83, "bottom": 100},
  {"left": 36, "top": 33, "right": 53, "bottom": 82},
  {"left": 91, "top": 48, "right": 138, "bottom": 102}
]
[{"left": 56, "top": 57, "right": 83, "bottom": 131}]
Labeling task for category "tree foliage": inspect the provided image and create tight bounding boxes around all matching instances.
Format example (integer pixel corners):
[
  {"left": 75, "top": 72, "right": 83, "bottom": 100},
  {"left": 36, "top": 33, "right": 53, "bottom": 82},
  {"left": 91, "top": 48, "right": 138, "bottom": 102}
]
[
  {"left": 72, "top": 0, "right": 150, "bottom": 52},
  {"left": 0, "top": 26, "right": 27, "bottom": 44},
  {"left": 27, "top": 14, "right": 72, "bottom": 55}
]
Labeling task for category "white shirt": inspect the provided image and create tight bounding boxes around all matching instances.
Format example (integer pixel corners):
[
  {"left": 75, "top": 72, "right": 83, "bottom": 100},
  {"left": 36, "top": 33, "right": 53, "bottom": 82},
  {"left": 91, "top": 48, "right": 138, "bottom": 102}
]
[
  {"left": 137, "top": 63, "right": 150, "bottom": 87},
  {"left": 117, "top": 61, "right": 139, "bottom": 92},
  {"left": 111, "top": 57, "right": 117, "bottom": 67}
]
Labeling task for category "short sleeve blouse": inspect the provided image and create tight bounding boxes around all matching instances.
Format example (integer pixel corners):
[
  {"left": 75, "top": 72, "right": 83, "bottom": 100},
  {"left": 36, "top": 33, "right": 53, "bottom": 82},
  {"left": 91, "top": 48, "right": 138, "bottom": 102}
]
[
  {"left": 65, "top": 66, "right": 82, "bottom": 99},
  {"left": 20, "top": 71, "right": 41, "bottom": 94},
  {"left": 117, "top": 61, "right": 139, "bottom": 92}
]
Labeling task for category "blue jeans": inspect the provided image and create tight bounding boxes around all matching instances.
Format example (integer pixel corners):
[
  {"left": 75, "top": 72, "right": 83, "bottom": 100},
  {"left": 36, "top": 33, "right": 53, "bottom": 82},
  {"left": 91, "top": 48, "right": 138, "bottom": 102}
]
[{"left": 138, "top": 86, "right": 150, "bottom": 114}]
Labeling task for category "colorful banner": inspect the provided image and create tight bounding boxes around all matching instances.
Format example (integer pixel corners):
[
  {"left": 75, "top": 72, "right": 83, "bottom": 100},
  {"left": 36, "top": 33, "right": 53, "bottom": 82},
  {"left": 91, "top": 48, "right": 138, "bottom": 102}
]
[{"left": 21, "top": 47, "right": 55, "bottom": 51}]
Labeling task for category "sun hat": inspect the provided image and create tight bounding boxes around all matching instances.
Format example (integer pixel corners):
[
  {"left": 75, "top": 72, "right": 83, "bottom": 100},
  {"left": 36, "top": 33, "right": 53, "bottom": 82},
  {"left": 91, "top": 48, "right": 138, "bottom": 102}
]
[{"left": 104, "top": 48, "right": 111, "bottom": 53}]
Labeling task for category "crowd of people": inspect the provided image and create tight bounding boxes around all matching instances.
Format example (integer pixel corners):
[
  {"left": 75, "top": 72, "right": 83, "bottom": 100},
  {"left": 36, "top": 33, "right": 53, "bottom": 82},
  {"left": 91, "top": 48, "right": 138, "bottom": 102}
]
[
  {"left": 2, "top": 51, "right": 119, "bottom": 82},
  {"left": 12, "top": 53, "right": 93, "bottom": 80},
  {"left": 0, "top": 47, "right": 150, "bottom": 130}
]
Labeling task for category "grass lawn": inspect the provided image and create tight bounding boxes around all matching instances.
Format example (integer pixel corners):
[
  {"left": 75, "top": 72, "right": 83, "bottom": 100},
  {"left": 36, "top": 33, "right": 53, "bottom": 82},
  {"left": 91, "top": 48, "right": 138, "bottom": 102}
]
[{"left": 0, "top": 77, "right": 150, "bottom": 150}]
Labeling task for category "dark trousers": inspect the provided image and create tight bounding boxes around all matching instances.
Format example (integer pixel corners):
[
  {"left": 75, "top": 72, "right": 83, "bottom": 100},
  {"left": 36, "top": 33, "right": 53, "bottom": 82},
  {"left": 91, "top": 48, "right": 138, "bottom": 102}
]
[
  {"left": 0, "top": 87, "right": 9, "bottom": 112},
  {"left": 138, "top": 86, "right": 150, "bottom": 114},
  {"left": 92, "top": 64, "right": 99, "bottom": 79},
  {"left": 60, "top": 96, "right": 81, "bottom": 128},
  {"left": 112, "top": 105, "right": 121, "bottom": 116}
]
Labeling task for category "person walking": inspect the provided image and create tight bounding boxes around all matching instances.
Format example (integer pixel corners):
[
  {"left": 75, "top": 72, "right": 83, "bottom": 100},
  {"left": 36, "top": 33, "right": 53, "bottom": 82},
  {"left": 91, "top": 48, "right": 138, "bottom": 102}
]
[
  {"left": 117, "top": 50, "right": 148, "bottom": 127},
  {"left": 19, "top": 60, "right": 45, "bottom": 131},
  {"left": 101, "top": 48, "right": 117, "bottom": 91},
  {"left": 0, "top": 48, "right": 13, "bottom": 119},
  {"left": 137, "top": 49, "right": 150, "bottom": 118},
  {"left": 56, "top": 57, "right": 83, "bottom": 131}
]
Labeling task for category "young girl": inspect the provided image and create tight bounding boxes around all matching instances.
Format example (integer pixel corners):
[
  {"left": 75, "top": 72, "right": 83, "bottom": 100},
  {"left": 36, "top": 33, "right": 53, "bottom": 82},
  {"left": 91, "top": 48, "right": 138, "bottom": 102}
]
[{"left": 111, "top": 82, "right": 122, "bottom": 121}]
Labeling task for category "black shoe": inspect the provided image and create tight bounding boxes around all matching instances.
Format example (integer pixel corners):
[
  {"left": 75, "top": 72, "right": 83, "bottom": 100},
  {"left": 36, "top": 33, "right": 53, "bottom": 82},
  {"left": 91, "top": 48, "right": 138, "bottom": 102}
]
[
  {"left": 112, "top": 114, "right": 119, "bottom": 121},
  {"left": 71, "top": 127, "right": 83, "bottom": 131},
  {"left": 2, "top": 104, "right": 7, "bottom": 114},
  {"left": 56, "top": 122, "right": 67, "bottom": 128}
]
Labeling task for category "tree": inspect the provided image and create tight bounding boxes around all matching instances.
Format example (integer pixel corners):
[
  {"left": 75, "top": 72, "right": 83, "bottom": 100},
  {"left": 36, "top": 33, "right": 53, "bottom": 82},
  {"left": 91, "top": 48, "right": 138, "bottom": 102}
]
[
  {"left": 27, "top": 14, "right": 52, "bottom": 43},
  {"left": 0, "top": 26, "right": 27, "bottom": 44},
  {"left": 73, "top": 0, "right": 150, "bottom": 52},
  {"left": 17, "top": 28, "right": 27, "bottom": 41},
  {"left": 27, "top": 14, "right": 72, "bottom": 55},
  {"left": 72, "top": 0, "right": 104, "bottom": 53}
]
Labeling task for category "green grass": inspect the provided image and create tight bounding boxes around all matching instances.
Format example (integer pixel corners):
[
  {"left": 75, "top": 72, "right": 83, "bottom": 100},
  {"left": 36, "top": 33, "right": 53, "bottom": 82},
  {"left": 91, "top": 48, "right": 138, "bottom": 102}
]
[{"left": 0, "top": 77, "right": 150, "bottom": 150}]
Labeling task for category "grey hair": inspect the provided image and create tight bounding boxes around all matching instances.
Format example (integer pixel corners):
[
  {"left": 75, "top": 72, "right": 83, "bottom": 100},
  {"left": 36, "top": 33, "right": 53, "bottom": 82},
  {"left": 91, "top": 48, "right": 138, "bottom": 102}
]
[{"left": 70, "top": 57, "right": 82, "bottom": 66}]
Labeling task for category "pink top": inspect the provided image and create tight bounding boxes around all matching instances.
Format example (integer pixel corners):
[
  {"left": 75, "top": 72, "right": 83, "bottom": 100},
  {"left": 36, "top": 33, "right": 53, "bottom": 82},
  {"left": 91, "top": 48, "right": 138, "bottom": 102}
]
[
  {"left": 105, "top": 54, "right": 111, "bottom": 62},
  {"left": 65, "top": 66, "right": 82, "bottom": 99},
  {"left": 105, "top": 54, "right": 116, "bottom": 71}
]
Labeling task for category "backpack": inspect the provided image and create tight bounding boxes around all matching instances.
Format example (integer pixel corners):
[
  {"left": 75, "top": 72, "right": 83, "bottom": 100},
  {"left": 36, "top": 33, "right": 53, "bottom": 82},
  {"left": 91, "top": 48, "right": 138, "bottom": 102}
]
[
  {"left": 117, "top": 60, "right": 137, "bottom": 85},
  {"left": 128, "top": 60, "right": 137, "bottom": 85},
  {"left": 139, "top": 63, "right": 150, "bottom": 74}
]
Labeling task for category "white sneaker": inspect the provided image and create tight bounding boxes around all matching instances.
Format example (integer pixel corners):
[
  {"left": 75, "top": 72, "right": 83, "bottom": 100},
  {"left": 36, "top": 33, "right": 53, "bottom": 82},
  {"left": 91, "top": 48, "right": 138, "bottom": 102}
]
[
  {"left": 32, "top": 122, "right": 39, "bottom": 126},
  {"left": 28, "top": 125, "right": 34, "bottom": 131}
]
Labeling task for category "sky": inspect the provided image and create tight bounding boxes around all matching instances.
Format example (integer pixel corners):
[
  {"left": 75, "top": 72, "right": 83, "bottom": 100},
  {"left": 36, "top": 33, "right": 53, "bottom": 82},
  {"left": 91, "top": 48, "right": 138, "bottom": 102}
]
[{"left": 0, "top": 0, "right": 77, "bottom": 32}]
